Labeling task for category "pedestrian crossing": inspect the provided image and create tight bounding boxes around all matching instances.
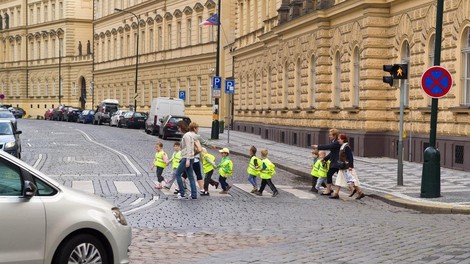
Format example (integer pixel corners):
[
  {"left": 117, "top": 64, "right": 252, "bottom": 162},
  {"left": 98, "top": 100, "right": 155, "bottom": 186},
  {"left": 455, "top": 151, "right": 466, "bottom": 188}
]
[{"left": 69, "top": 180, "right": 320, "bottom": 199}]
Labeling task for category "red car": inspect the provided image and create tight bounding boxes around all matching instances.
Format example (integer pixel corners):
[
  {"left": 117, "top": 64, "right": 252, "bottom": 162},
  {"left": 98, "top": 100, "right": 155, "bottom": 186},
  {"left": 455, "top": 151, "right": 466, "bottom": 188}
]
[{"left": 44, "top": 108, "right": 55, "bottom": 120}]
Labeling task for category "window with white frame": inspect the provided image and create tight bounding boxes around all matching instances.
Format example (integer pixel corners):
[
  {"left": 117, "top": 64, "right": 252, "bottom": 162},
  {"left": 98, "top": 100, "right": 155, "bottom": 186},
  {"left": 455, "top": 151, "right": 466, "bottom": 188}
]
[
  {"left": 198, "top": 16, "right": 203, "bottom": 44},
  {"left": 187, "top": 77, "right": 191, "bottom": 104},
  {"left": 310, "top": 56, "right": 316, "bottom": 107},
  {"left": 177, "top": 21, "right": 181, "bottom": 48},
  {"left": 462, "top": 28, "right": 470, "bottom": 105},
  {"left": 400, "top": 41, "right": 410, "bottom": 107},
  {"left": 197, "top": 77, "right": 202, "bottom": 104},
  {"left": 187, "top": 19, "right": 192, "bottom": 46},
  {"left": 334, "top": 51, "right": 341, "bottom": 107},
  {"left": 352, "top": 47, "right": 360, "bottom": 107}
]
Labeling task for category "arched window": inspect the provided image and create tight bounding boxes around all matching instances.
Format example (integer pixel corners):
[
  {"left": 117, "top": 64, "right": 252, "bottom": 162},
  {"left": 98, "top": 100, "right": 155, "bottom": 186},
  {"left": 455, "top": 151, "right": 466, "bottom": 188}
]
[
  {"left": 352, "top": 47, "right": 360, "bottom": 107},
  {"left": 284, "top": 61, "right": 288, "bottom": 108},
  {"left": 309, "top": 55, "right": 316, "bottom": 108},
  {"left": 461, "top": 28, "right": 470, "bottom": 105},
  {"left": 253, "top": 73, "right": 257, "bottom": 109},
  {"left": 267, "top": 67, "right": 272, "bottom": 109},
  {"left": 400, "top": 41, "right": 410, "bottom": 107},
  {"left": 296, "top": 58, "right": 301, "bottom": 108},
  {"left": 5, "top": 13, "right": 9, "bottom": 29},
  {"left": 427, "top": 34, "right": 435, "bottom": 106},
  {"left": 334, "top": 51, "right": 341, "bottom": 107}
]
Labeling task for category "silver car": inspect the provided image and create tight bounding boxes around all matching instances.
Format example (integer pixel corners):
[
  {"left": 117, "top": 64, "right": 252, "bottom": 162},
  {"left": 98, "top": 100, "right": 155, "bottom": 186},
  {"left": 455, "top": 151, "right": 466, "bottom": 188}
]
[{"left": 0, "top": 151, "right": 131, "bottom": 264}]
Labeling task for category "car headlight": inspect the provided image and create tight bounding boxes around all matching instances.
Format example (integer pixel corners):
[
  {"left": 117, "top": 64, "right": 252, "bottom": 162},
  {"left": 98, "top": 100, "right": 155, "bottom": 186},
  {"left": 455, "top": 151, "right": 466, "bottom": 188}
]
[
  {"left": 4, "top": 141, "right": 16, "bottom": 149},
  {"left": 111, "top": 207, "right": 128, "bottom": 226}
]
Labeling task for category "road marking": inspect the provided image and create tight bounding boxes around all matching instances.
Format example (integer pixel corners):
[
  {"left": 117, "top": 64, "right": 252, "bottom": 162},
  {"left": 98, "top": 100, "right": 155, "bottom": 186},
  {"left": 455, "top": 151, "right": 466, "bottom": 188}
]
[
  {"left": 33, "top": 154, "right": 43, "bottom": 168},
  {"left": 276, "top": 185, "right": 317, "bottom": 199},
  {"left": 234, "top": 184, "right": 270, "bottom": 198},
  {"left": 130, "top": 197, "right": 144, "bottom": 206},
  {"left": 114, "top": 181, "right": 140, "bottom": 194},
  {"left": 72, "top": 180, "right": 95, "bottom": 193},
  {"left": 27, "top": 143, "right": 32, "bottom": 147},
  {"left": 123, "top": 195, "right": 159, "bottom": 215},
  {"left": 75, "top": 129, "right": 142, "bottom": 175}
]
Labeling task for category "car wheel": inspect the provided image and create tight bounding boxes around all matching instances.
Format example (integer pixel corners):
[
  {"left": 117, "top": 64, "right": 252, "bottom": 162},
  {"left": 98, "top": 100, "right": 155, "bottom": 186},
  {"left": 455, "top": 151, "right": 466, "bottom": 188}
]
[
  {"left": 52, "top": 234, "right": 109, "bottom": 264},
  {"left": 145, "top": 125, "right": 150, "bottom": 134}
]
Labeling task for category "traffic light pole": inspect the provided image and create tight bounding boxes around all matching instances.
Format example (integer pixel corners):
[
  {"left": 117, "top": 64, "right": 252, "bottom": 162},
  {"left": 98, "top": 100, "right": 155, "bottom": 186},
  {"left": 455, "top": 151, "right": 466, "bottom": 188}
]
[
  {"left": 398, "top": 79, "right": 404, "bottom": 186},
  {"left": 421, "top": 0, "right": 443, "bottom": 198}
]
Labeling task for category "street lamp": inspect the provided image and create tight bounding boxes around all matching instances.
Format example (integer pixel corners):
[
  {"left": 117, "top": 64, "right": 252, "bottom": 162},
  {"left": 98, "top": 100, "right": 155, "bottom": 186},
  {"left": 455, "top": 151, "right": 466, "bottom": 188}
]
[{"left": 115, "top": 8, "right": 139, "bottom": 112}]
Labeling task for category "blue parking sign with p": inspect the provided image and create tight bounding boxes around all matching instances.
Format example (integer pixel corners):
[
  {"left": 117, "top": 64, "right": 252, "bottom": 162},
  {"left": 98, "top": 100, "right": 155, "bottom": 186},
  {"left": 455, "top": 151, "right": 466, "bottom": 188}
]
[
  {"left": 225, "top": 80, "right": 235, "bottom": 94},
  {"left": 212, "top": 76, "right": 222, "bottom": 89},
  {"left": 179, "top": 90, "right": 186, "bottom": 100}
]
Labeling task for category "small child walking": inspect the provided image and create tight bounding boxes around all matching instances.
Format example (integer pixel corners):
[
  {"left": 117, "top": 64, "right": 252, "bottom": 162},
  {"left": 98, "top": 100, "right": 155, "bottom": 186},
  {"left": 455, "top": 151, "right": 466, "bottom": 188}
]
[
  {"left": 164, "top": 142, "right": 181, "bottom": 190},
  {"left": 255, "top": 149, "right": 279, "bottom": 197},
  {"left": 200, "top": 147, "right": 219, "bottom": 196},
  {"left": 313, "top": 151, "right": 330, "bottom": 192},
  {"left": 310, "top": 150, "right": 320, "bottom": 193},
  {"left": 217, "top": 148, "right": 233, "bottom": 194},
  {"left": 247, "top": 146, "right": 261, "bottom": 193},
  {"left": 152, "top": 142, "right": 169, "bottom": 189}
]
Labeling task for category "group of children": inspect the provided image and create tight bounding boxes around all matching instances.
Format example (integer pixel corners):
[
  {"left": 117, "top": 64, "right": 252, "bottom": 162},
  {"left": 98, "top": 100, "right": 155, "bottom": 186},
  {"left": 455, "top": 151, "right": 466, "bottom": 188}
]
[{"left": 151, "top": 142, "right": 279, "bottom": 197}]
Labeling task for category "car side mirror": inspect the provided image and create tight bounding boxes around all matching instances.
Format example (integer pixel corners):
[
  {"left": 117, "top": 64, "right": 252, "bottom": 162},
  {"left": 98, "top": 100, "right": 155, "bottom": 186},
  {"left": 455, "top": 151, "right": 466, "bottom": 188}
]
[
  {"left": 23, "top": 180, "right": 37, "bottom": 198},
  {"left": 15, "top": 131, "right": 22, "bottom": 135}
]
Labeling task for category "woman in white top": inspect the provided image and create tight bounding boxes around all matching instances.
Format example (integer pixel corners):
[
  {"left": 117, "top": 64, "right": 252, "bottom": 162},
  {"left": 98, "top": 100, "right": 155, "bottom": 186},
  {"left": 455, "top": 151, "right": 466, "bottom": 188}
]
[{"left": 174, "top": 121, "right": 198, "bottom": 199}]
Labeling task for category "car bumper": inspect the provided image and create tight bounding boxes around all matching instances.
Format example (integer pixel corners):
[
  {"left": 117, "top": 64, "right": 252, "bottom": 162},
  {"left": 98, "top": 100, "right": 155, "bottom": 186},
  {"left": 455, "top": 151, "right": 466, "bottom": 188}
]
[
  {"left": 4, "top": 148, "right": 19, "bottom": 158},
  {"left": 107, "top": 225, "right": 132, "bottom": 264}
]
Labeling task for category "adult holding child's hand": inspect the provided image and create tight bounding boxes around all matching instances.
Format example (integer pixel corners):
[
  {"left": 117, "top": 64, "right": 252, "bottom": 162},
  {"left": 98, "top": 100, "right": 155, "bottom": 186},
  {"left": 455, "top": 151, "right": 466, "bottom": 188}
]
[{"left": 313, "top": 129, "right": 341, "bottom": 195}]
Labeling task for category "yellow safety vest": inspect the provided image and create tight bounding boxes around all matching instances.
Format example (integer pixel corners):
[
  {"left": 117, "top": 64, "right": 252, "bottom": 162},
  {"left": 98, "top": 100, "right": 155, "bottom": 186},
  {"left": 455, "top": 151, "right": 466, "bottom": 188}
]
[
  {"left": 171, "top": 151, "right": 181, "bottom": 169},
  {"left": 247, "top": 156, "right": 261, "bottom": 176},
  {"left": 260, "top": 158, "right": 276, "bottom": 179},
  {"left": 202, "top": 153, "right": 216, "bottom": 174},
  {"left": 311, "top": 159, "right": 329, "bottom": 178},
  {"left": 154, "top": 151, "right": 167, "bottom": 169},
  {"left": 218, "top": 157, "right": 233, "bottom": 177}
]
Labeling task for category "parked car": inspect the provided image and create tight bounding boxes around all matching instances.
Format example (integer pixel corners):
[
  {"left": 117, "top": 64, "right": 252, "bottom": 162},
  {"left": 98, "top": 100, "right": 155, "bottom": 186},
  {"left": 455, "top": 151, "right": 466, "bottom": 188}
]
[
  {"left": 0, "top": 109, "right": 17, "bottom": 129},
  {"left": 0, "top": 151, "right": 132, "bottom": 264},
  {"left": 94, "top": 99, "right": 119, "bottom": 125},
  {"left": 0, "top": 120, "right": 22, "bottom": 159},
  {"left": 9, "top": 107, "right": 25, "bottom": 118},
  {"left": 78, "top": 109, "right": 95, "bottom": 124},
  {"left": 44, "top": 108, "right": 55, "bottom": 120},
  {"left": 158, "top": 115, "right": 191, "bottom": 139},
  {"left": 52, "top": 105, "right": 71, "bottom": 121},
  {"left": 64, "top": 107, "right": 81, "bottom": 122},
  {"left": 110, "top": 110, "right": 127, "bottom": 127},
  {"left": 145, "top": 97, "right": 185, "bottom": 135},
  {"left": 121, "top": 111, "right": 147, "bottom": 129}
]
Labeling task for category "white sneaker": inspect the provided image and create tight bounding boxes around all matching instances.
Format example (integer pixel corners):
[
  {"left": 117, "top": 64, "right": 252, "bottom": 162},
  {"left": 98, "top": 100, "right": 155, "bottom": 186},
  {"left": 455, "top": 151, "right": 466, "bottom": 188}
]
[{"left": 176, "top": 193, "right": 189, "bottom": 199}]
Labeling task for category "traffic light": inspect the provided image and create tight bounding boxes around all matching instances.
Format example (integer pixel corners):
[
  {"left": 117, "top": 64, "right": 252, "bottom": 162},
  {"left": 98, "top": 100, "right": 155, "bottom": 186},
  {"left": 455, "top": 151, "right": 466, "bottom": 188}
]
[{"left": 383, "top": 64, "right": 408, "bottom": 87}]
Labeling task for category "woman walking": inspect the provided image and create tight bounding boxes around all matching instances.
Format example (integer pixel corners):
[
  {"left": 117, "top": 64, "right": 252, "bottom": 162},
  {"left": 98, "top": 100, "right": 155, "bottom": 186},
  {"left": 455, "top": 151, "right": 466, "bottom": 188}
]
[
  {"left": 174, "top": 121, "right": 198, "bottom": 199},
  {"left": 329, "top": 133, "right": 365, "bottom": 200},
  {"left": 312, "top": 128, "right": 341, "bottom": 195}
]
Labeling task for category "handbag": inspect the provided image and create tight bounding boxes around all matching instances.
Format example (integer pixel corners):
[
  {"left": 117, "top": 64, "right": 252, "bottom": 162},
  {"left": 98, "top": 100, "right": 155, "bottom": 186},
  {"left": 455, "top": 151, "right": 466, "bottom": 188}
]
[
  {"left": 194, "top": 139, "right": 202, "bottom": 155},
  {"left": 337, "top": 160, "right": 349, "bottom": 170}
]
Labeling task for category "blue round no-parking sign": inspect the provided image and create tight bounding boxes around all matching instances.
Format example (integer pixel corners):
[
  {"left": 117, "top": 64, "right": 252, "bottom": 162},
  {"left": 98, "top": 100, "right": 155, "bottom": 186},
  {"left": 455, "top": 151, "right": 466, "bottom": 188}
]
[{"left": 420, "top": 66, "right": 452, "bottom": 98}]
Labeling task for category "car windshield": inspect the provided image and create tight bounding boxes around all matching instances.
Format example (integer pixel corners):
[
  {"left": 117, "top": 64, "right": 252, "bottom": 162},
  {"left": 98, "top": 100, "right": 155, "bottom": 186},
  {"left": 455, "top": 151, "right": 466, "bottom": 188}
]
[
  {"left": 82, "top": 110, "right": 89, "bottom": 115},
  {"left": 169, "top": 117, "right": 190, "bottom": 124},
  {"left": 0, "top": 123, "right": 13, "bottom": 135},
  {"left": 0, "top": 112, "right": 14, "bottom": 118},
  {"left": 134, "top": 112, "right": 144, "bottom": 118},
  {"left": 105, "top": 105, "right": 119, "bottom": 112}
]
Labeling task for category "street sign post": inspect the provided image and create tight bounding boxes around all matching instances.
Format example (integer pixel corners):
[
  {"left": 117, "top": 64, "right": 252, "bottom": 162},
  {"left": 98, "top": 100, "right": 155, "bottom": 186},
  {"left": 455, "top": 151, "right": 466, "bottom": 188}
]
[
  {"left": 420, "top": 66, "right": 452, "bottom": 98},
  {"left": 212, "top": 76, "right": 222, "bottom": 89}
]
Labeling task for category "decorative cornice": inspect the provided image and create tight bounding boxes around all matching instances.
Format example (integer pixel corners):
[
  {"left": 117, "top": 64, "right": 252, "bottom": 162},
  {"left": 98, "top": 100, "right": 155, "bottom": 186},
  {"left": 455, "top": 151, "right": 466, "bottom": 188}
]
[
  {"left": 194, "top": 3, "right": 204, "bottom": 12},
  {"left": 174, "top": 9, "right": 182, "bottom": 18},
  {"left": 204, "top": 0, "right": 216, "bottom": 9},
  {"left": 183, "top": 6, "right": 193, "bottom": 15},
  {"left": 164, "top": 12, "right": 173, "bottom": 20}
]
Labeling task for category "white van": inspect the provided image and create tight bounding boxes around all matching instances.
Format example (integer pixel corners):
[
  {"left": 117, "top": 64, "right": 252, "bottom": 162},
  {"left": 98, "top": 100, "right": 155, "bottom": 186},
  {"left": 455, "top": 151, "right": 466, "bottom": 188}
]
[{"left": 145, "top": 97, "right": 185, "bottom": 135}]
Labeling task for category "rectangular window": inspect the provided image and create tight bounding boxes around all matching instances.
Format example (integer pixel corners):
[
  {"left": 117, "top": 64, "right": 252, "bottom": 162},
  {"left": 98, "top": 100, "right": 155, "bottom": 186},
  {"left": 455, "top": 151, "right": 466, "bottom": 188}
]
[
  {"left": 52, "top": 39, "right": 56, "bottom": 57},
  {"left": 167, "top": 80, "right": 171, "bottom": 97},
  {"left": 197, "top": 77, "right": 202, "bottom": 104},
  {"left": 127, "top": 35, "right": 130, "bottom": 57},
  {"left": 107, "top": 40, "right": 110, "bottom": 60},
  {"left": 141, "top": 31, "right": 145, "bottom": 53},
  {"left": 51, "top": 4, "right": 55, "bottom": 20},
  {"left": 113, "top": 38, "right": 117, "bottom": 59},
  {"left": 157, "top": 27, "right": 162, "bottom": 51},
  {"left": 167, "top": 24, "right": 172, "bottom": 49},
  {"left": 44, "top": 40, "right": 48, "bottom": 59},
  {"left": 198, "top": 16, "right": 203, "bottom": 44},
  {"left": 44, "top": 5, "right": 48, "bottom": 22},
  {"left": 11, "top": 44, "right": 15, "bottom": 62},
  {"left": 209, "top": 13, "right": 214, "bottom": 42},
  {"left": 120, "top": 36, "right": 123, "bottom": 58},
  {"left": 72, "top": 82, "right": 76, "bottom": 96},
  {"left": 59, "top": 2, "right": 63, "bottom": 19},
  {"left": 37, "top": 7, "right": 41, "bottom": 23},
  {"left": 187, "top": 19, "right": 192, "bottom": 46},
  {"left": 37, "top": 42, "right": 41, "bottom": 60},
  {"left": 187, "top": 77, "right": 191, "bottom": 104},
  {"left": 30, "top": 8, "right": 34, "bottom": 24},
  {"left": 177, "top": 21, "right": 181, "bottom": 48},
  {"left": 149, "top": 29, "right": 154, "bottom": 51},
  {"left": 17, "top": 10, "right": 21, "bottom": 26}
]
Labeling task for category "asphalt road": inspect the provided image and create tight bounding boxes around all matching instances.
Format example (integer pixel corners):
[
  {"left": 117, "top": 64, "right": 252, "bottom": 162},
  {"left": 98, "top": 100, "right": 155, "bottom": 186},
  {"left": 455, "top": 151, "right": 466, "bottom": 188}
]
[{"left": 18, "top": 119, "right": 470, "bottom": 264}]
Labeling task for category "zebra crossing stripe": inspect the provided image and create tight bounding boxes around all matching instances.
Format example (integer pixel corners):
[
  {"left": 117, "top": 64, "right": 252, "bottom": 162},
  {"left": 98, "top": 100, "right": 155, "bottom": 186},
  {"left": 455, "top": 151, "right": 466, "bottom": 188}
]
[
  {"left": 114, "top": 181, "right": 140, "bottom": 194},
  {"left": 72, "top": 180, "right": 94, "bottom": 193},
  {"left": 276, "top": 185, "right": 317, "bottom": 199}
]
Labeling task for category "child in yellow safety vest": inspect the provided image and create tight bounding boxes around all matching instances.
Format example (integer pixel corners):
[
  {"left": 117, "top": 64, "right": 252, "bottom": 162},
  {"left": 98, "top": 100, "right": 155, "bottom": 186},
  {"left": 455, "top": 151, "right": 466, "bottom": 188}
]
[
  {"left": 217, "top": 148, "right": 233, "bottom": 194},
  {"left": 152, "top": 142, "right": 169, "bottom": 189},
  {"left": 247, "top": 146, "right": 261, "bottom": 193},
  {"left": 163, "top": 142, "right": 181, "bottom": 190},
  {"left": 310, "top": 150, "right": 320, "bottom": 192},
  {"left": 255, "top": 149, "right": 279, "bottom": 197},
  {"left": 200, "top": 147, "right": 219, "bottom": 196},
  {"left": 312, "top": 150, "right": 330, "bottom": 192}
]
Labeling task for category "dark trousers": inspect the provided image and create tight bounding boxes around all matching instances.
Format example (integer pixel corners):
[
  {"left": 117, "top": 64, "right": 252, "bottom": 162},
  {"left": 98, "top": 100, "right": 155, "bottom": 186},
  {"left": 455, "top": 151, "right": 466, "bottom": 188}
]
[
  {"left": 203, "top": 170, "right": 218, "bottom": 191},
  {"left": 326, "top": 168, "right": 340, "bottom": 184},
  {"left": 259, "top": 179, "right": 277, "bottom": 193},
  {"left": 219, "top": 176, "right": 229, "bottom": 191},
  {"left": 156, "top": 167, "right": 165, "bottom": 183},
  {"left": 193, "top": 161, "right": 203, "bottom": 180},
  {"left": 312, "top": 176, "right": 318, "bottom": 189}
]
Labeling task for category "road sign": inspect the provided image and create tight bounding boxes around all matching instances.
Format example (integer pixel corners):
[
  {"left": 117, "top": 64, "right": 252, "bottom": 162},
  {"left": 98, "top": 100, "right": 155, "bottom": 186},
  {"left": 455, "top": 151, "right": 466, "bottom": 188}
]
[
  {"left": 212, "top": 89, "right": 221, "bottom": 98},
  {"left": 179, "top": 90, "right": 186, "bottom": 100},
  {"left": 421, "top": 66, "right": 452, "bottom": 98},
  {"left": 0, "top": 94, "right": 4, "bottom": 100},
  {"left": 225, "top": 79, "right": 235, "bottom": 94},
  {"left": 212, "top": 76, "right": 222, "bottom": 89}
]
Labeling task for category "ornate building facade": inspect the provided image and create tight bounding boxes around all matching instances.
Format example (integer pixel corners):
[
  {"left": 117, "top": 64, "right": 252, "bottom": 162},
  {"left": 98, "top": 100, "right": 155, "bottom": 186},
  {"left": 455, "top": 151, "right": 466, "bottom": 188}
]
[
  {"left": 231, "top": 0, "right": 470, "bottom": 170},
  {"left": 0, "top": 0, "right": 94, "bottom": 114},
  {"left": 93, "top": 0, "right": 221, "bottom": 126}
]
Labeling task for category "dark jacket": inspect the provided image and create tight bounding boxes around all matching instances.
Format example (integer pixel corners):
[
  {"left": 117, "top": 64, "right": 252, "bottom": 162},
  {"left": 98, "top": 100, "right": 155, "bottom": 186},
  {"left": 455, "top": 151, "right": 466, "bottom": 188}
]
[
  {"left": 339, "top": 144, "right": 354, "bottom": 169},
  {"left": 318, "top": 138, "right": 341, "bottom": 169}
]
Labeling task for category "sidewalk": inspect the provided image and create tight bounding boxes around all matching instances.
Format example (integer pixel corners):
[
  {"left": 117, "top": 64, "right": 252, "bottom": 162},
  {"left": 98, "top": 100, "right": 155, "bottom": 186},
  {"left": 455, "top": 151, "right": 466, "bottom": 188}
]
[{"left": 199, "top": 127, "right": 470, "bottom": 214}]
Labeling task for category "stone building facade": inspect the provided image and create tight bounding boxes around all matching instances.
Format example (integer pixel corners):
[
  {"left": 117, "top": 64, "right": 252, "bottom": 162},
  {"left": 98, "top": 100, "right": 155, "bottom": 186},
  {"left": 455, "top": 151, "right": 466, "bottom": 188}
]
[
  {"left": 232, "top": 0, "right": 470, "bottom": 170},
  {"left": 93, "top": 0, "right": 222, "bottom": 127},
  {"left": 0, "top": 0, "right": 94, "bottom": 115}
]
